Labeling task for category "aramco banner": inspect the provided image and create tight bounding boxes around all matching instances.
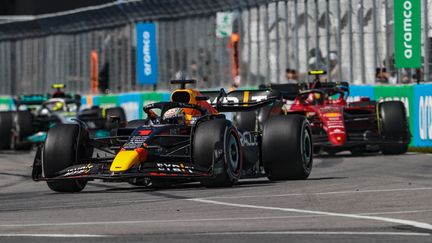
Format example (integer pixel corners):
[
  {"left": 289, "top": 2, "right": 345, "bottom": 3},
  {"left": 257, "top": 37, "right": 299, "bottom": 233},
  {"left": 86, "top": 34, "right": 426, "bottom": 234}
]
[
  {"left": 136, "top": 23, "right": 159, "bottom": 85},
  {"left": 394, "top": 0, "right": 421, "bottom": 68}
]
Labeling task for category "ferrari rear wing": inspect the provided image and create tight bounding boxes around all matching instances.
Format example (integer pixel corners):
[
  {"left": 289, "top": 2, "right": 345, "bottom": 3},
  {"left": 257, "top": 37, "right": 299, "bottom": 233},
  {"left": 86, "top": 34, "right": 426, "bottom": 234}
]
[{"left": 200, "top": 89, "right": 281, "bottom": 112}]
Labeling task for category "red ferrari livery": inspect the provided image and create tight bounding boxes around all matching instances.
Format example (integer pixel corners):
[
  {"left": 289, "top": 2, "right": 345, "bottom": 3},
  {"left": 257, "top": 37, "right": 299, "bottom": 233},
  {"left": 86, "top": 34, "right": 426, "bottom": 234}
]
[{"left": 269, "top": 72, "right": 410, "bottom": 155}]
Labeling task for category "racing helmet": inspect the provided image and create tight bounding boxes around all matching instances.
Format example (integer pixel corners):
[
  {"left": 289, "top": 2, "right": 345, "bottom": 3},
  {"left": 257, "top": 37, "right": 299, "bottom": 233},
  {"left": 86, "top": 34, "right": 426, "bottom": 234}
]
[
  {"left": 52, "top": 101, "right": 64, "bottom": 111},
  {"left": 306, "top": 92, "right": 323, "bottom": 104},
  {"left": 162, "top": 108, "right": 186, "bottom": 124}
]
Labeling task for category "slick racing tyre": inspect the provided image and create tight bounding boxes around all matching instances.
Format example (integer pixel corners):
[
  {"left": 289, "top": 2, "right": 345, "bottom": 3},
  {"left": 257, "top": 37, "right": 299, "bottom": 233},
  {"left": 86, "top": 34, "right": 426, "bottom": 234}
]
[
  {"left": 105, "top": 107, "right": 127, "bottom": 129},
  {"left": 262, "top": 115, "right": 313, "bottom": 180},
  {"left": 193, "top": 119, "right": 242, "bottom": 187},
  {"left": 11, "top": 111, "right": 33, "bottom": 150},
  {"left": 43, "top": 124, "right": 92, "bottom": 192},
  {"left": 378, "top": 101, "right": 409, "bottom": 155},
  {"left": 233, "top": 111, "right": 256, "bottom": 132},
  {"left": 0, "top": 111, "right": 12, "bottom": 149}
]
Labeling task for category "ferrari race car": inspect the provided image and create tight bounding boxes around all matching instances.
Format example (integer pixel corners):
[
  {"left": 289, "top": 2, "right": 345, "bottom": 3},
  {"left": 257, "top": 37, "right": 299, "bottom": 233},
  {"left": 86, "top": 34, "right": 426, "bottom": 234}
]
[
  {"left": 32, "top": 80, "right": 313, "bottom": 192},
  {"left": 265, "top": 71, "right": 411, "bottom": 155},
  {"left": 0, "top": 84, "right": 126, "bottom": 150}
]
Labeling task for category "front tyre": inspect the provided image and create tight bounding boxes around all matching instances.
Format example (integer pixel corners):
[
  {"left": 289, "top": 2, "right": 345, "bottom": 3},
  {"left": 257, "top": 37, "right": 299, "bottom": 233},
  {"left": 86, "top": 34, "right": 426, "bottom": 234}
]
[
  {"left": 43, "top": 124, "right": 91, "bottom": 192},
  {"left": 11, "top": 111, "right": 33, "bottom": 150},
  {"left": 262, "top": 115, "right": 313, "bottom": 180},
  {"left": 193, "top": 119, "right": 242, "bottom": 187},
  {"left": 0, "top": 111, "right": 12, "bottom": 149}
]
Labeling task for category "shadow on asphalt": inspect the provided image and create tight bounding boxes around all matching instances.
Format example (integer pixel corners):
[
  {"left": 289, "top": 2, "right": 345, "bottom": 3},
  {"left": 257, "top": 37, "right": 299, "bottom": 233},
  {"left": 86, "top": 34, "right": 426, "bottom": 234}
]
[
  {"left": 0, "top": 150, "right": 35, "bottom": 155},
  {"left": 306, "top": 176, "right": 347, "bottom": 180},
  {"left": 85, "top": 179, "right": 275, "bottom": 194}
]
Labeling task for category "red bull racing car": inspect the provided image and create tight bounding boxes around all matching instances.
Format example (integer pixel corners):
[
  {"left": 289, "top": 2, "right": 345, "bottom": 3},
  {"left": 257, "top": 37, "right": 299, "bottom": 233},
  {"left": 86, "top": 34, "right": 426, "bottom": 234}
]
[
  {"left": 266, "top": 70, "right": 411, "bottom": 155},
  {"left": 33, "top": 80, "right": 313, "bottom": 192}
]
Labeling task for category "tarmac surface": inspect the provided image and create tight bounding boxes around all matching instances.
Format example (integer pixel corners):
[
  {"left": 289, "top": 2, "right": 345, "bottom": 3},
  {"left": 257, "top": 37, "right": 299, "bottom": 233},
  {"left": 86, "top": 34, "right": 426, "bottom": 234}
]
[{"left": 0, "top": 150, "right": 431, "bottom": 242}]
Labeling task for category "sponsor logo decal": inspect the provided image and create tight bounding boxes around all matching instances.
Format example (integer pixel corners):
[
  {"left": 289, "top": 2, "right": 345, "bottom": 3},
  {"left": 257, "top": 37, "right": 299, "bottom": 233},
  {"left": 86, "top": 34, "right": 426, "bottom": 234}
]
[
  {"left": 419, "top": 95, "right": 432, "bottom": 140},
  {"left": 64, "top": 164, "right": 93, "bottom": 177},
  {"left": 379, "top": 96, "right": 410, "bottom": 117},
  {"left": 156, "top": 163, "right": 194, "bottom": 174},
  {"left": 239, "top": 131, "right": 258, "bottom": 147}
]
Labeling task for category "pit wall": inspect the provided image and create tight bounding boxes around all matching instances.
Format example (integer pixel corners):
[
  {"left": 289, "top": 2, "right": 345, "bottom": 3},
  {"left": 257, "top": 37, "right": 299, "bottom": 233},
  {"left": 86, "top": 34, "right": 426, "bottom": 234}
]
[{"left": 0, "top": 85, "right": 431, "bottom": 148}]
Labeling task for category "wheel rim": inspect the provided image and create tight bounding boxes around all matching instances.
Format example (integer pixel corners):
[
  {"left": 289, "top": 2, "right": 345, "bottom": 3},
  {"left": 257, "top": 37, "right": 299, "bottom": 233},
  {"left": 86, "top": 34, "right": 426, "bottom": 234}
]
[
  {"left": 227, "top": 132, "right": 239, "bottom": 171},
  {"left": 302, "top": 128, "right": 312, "bottom": 166}
]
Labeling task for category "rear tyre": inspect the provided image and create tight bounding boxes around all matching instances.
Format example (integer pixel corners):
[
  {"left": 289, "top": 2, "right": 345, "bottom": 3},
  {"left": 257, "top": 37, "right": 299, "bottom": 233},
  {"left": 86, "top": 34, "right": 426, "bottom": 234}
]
[
  {"left": 11, "top": 111, "right": 33, "bottom": 150},
  {"left": 378, "top": 101, "right": 409, "bottom": 155},
  {"left": 262, "top": 115, "right": 312, "bottom": 180},
  {"left": 43, "top": 124, "right": 92, "bottom": 192},
  {"left": 233, "top": 111, "right": 256, "bottom": 131},
  {"left": 193, "top": 119, "right": 242, "bottom": 187},
  {"left": 0, "top": 111, "right": 12, "bottom": 149}
]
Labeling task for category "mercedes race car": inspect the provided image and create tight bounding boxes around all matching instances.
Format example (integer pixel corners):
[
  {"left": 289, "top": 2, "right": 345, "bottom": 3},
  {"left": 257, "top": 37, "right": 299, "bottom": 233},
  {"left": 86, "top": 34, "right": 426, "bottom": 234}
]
[
  {"left": 0, "top": 84, "right": 126, "bottom": 150},
  {"left": 32, "top": 80, "right": 313, "bottom": 192},
  {"left": 265, "top": 71, "right": 411, "bottom": 155}
]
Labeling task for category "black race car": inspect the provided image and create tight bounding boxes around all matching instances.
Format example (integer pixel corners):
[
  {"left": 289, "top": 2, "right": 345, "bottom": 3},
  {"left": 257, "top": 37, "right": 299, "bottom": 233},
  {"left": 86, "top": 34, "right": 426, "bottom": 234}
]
[
  {"left": 0, "top": 85, "right": 126, "bottom": 150},
  {"left": 32, "top": 80, "right": 313, "bottom": 192}
]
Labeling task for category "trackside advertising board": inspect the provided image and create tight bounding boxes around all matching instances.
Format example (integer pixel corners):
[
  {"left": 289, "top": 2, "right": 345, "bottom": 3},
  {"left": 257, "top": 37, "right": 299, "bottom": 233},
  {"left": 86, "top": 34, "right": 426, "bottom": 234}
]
[
  {"left": 93, "top": 95, "right": 119, "bottom": 109},
  {"left": 0, "top": 97, "right": 12, "bottom": 111},
  {"left": 136, "top": 23, "right": 159, "bottom": 85},
  {"left": 394, "top": 0, "right": 421, "bottom": 68},
  {"left": 413, "top": 84, "right": 432, "bottom": 147},
  {"left": 347, "top": 86, "right": 374, "bottom": 102}
]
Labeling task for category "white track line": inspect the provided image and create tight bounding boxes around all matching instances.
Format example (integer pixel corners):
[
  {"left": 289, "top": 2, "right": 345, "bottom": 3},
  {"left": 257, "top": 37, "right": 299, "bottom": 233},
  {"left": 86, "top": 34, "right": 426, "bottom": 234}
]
[
  {"left": 188, "top": 198, "right": 432, "bottom": 231},
  {"left": 0, "top": 216, "right": 316, "bottom": 227},
  {"left": 0, "top": 234, "right": 107, "bottom": 238},
  {"left": 195, "top": 231, "right": 430, "bottom": 236},
  {"left": 0, "top": 209, "right": 431, "bottom": 228},
  {"left": 203, "top": 187, "right": 432, "bottom": 200}
]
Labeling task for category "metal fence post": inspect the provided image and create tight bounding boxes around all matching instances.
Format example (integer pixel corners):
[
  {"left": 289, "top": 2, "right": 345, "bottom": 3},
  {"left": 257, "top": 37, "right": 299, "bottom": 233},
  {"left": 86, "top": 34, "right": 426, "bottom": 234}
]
[
  {"left": 294, "top": 0, "right": 300, "bottom": 73},
  {"left": 423, "top": 0, "right": 430, "bottom": 82},
  {"left": 304, "top": 0, "right": 309, "bottom": 73},
  {"left": 336, "top": 0, "right": 342, "bottom": 82},
  {"left": 284, "top": 0, "right": 289, "bottom": 76},
  {"left": 348, "top": 0, "right": 354, "bottom": 83},
  {"left": 264, "top": 3, "right": 270, "bottom": 82},
  {"left": 275, "top": 2, "right": 280, "bottom": 83},
  {"left": 314, "top": 0, "right": 319, "bottom": 70},
  {"left": 359, "top": 0, "right": 365, "bottom": 84},
  {"left": 257, "top": 5, "right": 261, "bottom": 84},
  {"left": 325, "top": 0, "right": 330, "bottom": 80},
  {"left": 246, "top": 7, "right": 252, "bottom": 87},
  {"left": 384, "top": 0, "right": 391, "bottom": 81},
  {"left": 372, "top": 0, "right": 378, "bottom": 77}
]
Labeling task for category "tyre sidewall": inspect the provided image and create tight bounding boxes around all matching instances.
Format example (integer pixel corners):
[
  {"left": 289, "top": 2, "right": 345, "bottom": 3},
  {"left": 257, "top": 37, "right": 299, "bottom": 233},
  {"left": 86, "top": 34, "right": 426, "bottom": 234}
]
[{"left": 262, "top": 115, "right": 312, "bottom": 180}]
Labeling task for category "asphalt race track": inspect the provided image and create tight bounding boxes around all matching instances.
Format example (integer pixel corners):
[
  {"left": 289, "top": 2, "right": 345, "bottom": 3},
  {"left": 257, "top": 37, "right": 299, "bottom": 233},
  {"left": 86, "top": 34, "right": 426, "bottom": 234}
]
[{"left": 0, "top": 150, "right": 431, "bottom": 242}]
